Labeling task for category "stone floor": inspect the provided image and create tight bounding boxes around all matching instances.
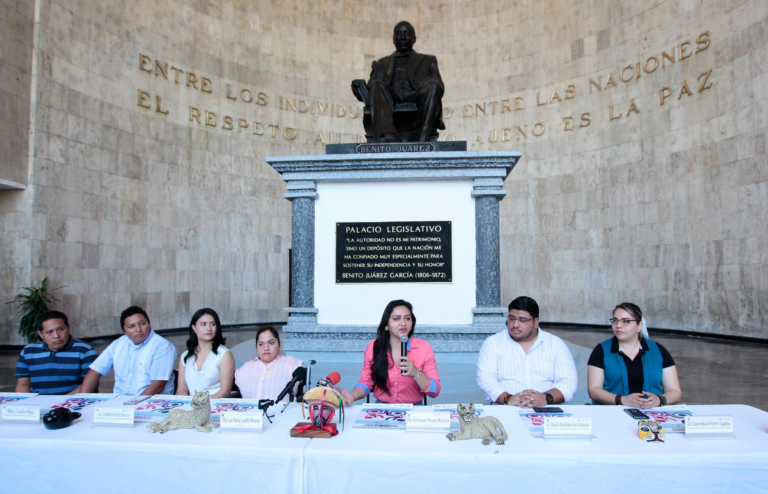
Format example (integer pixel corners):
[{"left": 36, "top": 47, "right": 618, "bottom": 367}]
[{"left": 2, "top": 327, "right": 766, "bottom": 411}]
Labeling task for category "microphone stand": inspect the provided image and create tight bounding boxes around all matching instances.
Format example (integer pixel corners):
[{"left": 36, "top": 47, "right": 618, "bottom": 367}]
[{"left": 258, "top": 399, "right": 275, "bottom": 424}]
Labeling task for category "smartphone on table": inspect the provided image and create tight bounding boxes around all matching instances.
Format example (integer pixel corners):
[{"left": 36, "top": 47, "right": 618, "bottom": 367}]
[{"left": 624, "top": 408, "right": 650, "bottom": 420}]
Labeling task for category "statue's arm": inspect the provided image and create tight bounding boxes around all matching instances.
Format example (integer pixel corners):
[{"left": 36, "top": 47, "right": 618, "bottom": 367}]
[{"left": 368, "top": 59, "right": 383, "bottom": 84}]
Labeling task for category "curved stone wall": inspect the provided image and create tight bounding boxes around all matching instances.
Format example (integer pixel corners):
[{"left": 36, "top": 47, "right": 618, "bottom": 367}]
[{"left": 0, "top": 0, "right": 765, "bottom": 343}]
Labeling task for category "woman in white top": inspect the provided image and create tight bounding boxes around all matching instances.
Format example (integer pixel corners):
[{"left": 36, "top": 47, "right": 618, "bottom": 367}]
[
  {"left": 235, "top": 326, "right": 303, "bottom": 402},
  {"left": 176, "top": 308, "right": 235, "bottom": 399}
]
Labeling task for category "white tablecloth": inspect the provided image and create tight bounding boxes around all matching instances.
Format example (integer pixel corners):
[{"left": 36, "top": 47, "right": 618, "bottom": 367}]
[
  {"left": 303, "top": 404, "right": 768, "bottom": 494},
  {"left": 3, "top": 399, "right": 767, "bottom": 494},
  {"left": 0, "top": 395, "right": 310, "bottom": 494}
]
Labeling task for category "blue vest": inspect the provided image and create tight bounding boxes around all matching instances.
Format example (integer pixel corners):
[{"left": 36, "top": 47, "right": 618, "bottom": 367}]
[{"left": 600, "top": 338, "right": 664, "bottom": 399}]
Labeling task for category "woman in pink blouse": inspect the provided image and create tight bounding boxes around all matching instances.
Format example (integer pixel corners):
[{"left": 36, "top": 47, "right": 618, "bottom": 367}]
[
  {"left": 338, "top": 300, "right": 441, "bottom": 405},
  {"left": 235, "top": 326, "right": 304, "bottom": 402}
]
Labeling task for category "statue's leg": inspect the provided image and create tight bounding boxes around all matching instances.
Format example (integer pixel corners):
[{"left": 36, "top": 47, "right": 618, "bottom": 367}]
[
  {"left": 408, "top": 81, "right": 442, "bottom": 142},
  {"left": 368, "top": 80, "right": 398, "bottom": 141}
]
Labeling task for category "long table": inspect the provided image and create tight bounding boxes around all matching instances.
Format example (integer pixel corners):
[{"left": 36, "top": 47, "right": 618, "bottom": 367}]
[
  {"left": 0, "top": 394, "right": 310, "bottom": 494},
  {"left": 1, "top": 398, "right": 767, "bottom": 494},
  {"left": 304, "top": 404, "right": 768, "bottom": 493}
]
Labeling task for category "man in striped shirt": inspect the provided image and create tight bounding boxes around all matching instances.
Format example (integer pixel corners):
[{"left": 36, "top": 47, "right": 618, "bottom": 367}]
[
  {"left": 15, "top": 311, "right": 98, "bottom": 395},
  {"left": 477, "top": 296, "right": 577, "bottom": 407}
]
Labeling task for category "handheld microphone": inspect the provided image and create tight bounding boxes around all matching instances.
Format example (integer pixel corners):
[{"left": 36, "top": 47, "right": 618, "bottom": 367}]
[
  {"left": 400, "top": 335, "right": 409, "bottom": 375},
  {"left": 316, "top": 372, "right": 341, "bottom": 388},
  {"left": 275, "top": 366, "right": 308, "bottom": 403}
]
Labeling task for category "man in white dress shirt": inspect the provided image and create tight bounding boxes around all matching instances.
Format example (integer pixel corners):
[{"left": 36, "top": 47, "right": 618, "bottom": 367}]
[
  {"left": 80, "top": 306, "right": 177, "bottom": 396},
  {"left": 477, "top": 296, "right": 577, "bottom": 407}
]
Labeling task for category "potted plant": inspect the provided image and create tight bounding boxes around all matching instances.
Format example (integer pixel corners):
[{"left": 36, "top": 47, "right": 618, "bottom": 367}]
[{"left": 6, "top": 278, "right": 61, "bottom": 343}]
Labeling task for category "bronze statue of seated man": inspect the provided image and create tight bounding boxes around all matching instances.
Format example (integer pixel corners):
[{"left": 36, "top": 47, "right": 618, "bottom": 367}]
[{"left": 351, "top": 21, "right": 445, "bottom": 143}]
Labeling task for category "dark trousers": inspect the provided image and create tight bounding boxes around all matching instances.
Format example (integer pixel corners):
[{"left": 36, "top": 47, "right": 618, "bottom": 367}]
[{"left": 368, "top": 79, "right": 442, "bottom": 142}]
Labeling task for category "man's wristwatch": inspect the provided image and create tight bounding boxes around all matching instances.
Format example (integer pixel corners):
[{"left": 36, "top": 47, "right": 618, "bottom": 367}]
[
  {"left": 659, "top": 394, "right": 667, "bottom": 406},
  {"left": 501, "top": 393, "right": 512, "bottom": 405},
  {"left": 413, "top": 369, "right": 422, "bottom": 380},
  {"left": 545, "top": 392, "right": 554, "bottom": 405}
]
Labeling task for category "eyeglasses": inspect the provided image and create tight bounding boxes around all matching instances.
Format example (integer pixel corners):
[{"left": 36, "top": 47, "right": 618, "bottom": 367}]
[
  {"left": 609, "top": 318, "right": 639, "bottom": 325},
  {"left": 508, "top": 316, "right": 534, "bottom": 324}
]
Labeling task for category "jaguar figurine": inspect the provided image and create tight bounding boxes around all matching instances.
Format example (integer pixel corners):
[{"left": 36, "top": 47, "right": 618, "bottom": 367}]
[{"left": 147, "top": 390, "right": 217, "bottom": 434}]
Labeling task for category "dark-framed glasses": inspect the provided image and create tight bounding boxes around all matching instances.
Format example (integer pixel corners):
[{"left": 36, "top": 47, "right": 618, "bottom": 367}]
[
  {"left": 508, "top": 316, "right": 533, "bottom": 324},
  {"left": 609, "top": 318, "right": 639, "bottom": 325}
]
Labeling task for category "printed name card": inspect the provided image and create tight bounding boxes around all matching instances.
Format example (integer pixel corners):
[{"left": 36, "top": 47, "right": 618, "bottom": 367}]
[
  {"left": 93, "top": 407, "right": 135, "bottom": 427},
  {"left": 543, "top": 417, "right": 592, "bottom": 439},
  {"left": 219, "top": 411, "right": 263, "bottom": 433},
  {"left": 405, "top": 411, "right": 451, "bottom": 433},
  {"left": 685, "top": 415, "right": 735, "bottom": 438},
  {"left": 1, "top": 404, "right": 40, "bottom": 424},
  {"left": 362, "top": 403, "right": 413, "bottom": 410}
]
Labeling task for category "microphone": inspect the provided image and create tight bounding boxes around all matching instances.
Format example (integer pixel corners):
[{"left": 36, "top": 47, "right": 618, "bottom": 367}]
[
  {"left": 275, "top": 366, "right": 308, "bottom": 403},
  {"left": 400, "top": 335, "right": 409, "bottom": 375},
  {"left": 316, "top": 372, "right": 341, "bottom": 388}
]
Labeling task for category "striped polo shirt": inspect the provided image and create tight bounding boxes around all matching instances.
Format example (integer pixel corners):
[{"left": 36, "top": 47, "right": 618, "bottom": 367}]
[{"left": 15, "top": 337, "right": 98, "bottom": 394}]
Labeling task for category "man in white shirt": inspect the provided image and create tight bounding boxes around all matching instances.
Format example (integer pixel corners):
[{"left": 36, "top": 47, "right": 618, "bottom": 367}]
[
  {"left": 80, "top": 306, "right": 177, "bottom": 395},
  {"left": 477, "top": 296, "right": 577, "bottom": 407}
]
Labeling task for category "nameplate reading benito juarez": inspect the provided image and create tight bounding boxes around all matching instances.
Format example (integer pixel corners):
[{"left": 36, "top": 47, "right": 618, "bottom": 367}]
[{"left": 336, "top": 221, "right": 452, "bottom": 283}]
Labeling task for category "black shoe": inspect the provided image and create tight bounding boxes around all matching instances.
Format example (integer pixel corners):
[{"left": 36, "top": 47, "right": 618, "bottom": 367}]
[{"left": 380, "top": 134, "right": 401, "bottom": 143}]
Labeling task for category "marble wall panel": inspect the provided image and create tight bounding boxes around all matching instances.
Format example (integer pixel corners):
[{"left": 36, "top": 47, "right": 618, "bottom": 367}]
[{"left": 0, "top": 0, "right": 766, "bottom": 343}]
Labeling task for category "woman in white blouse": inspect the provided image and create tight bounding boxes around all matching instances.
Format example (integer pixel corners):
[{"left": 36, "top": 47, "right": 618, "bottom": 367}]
[
  {"left": 176, "top": 308, "right": 235, "bottom": 399},
  {"left": 235, "top": 326, "right": 303, "bottom": 402}
]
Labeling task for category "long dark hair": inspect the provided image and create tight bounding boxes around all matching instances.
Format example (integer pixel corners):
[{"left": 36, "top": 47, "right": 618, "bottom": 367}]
[
  {"left": 372, "top": 300, "right": 416, "bottom": 395},
  {"left": 184, "top": 308, "right": 226, "bottom": 364}
]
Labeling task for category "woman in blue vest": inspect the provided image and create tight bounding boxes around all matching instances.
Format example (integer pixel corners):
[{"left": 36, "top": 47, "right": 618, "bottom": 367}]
[{"left": 587, "top": 303, "right": 681, "bottom": 407}]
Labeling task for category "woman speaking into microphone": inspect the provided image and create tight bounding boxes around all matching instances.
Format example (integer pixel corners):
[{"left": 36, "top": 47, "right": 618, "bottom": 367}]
[{"left": 338, "top": 300, "right": 441, "bottom": 406}]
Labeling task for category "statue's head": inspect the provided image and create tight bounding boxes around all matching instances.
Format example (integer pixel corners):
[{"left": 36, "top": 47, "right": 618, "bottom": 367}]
[{"left": 393, "top": 21, "right": 416, "bottom": 53}]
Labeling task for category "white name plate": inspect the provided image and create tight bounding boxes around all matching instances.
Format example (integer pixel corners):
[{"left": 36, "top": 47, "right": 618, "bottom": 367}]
[
  {"left": 685, "top": 415, "right": 735, "bottom": 438},
  {"left": 362, "top": 403, "right": 413, "bottom": 410},
  {"left": 405, "top": 411, "right": 451, "bottom": 432},
  {"left": 431, "top": 404, "right": 485, "bottom": 413},
  {"left": 543, "top": 417, "right": 592, "bottom": 438},
  {"left": 1, "top": 404, "right": 41, "bottom": 424},
  {"left": 93, "top": 407, "right": 135, "bottom": 428},
  {"left": 219, "top": 411, "right": 263, "bottom": 433},
  {"left": 149, "top": 394, "right": 180, "bottom": 400}
]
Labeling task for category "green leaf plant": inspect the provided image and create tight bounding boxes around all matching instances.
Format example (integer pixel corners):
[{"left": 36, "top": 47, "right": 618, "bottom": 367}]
[{"left": 6, "top": 278, "right": 62, "bottom": 344}]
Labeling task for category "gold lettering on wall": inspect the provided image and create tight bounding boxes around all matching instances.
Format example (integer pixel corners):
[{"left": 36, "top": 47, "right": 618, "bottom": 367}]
[
  {"left": 156, "top": 96, "right": 168, "bottom": 115},
  {"left": 627, "top": 99, "right": 640, "bottom": 116},
  {"left": 644, "top": 57, "right": 659, "bottom": 73},
  {"left": 678, "top": 42, "right": 692, "bottom": 61},
  {"left": 155, "top": 60, "right": 168, "bottom": 79},
  {"left": 134, "top": 30, "right": 715, "bottom": 145},
  {"left": 139, "top": 54, "right": 152, "bottom": 73},
  {"left": 678, "top": 81, "right": 693, "bottom": 99},
  {"left": 660, "top": 87, "right": 672, "bottom": 105},
  {"left": 696, "top": 31, "right": 710, "bottom": 52},
  {"left": 137, "top": 90, "right": 151, "bottom": 108},
  {"left": 189, "top": 107, "right": 201, "bottom": 123},
  {"left": 698, "top": 70, "right": 713, "bottom": 92}
]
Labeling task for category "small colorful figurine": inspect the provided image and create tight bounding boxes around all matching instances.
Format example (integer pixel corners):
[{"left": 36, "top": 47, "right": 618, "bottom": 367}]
[
  {"left": 638, "top": 420, "right": 665, "bottom": 442},
  {"left": 291, "top": 385, "right": 344, "bottom": 437}
]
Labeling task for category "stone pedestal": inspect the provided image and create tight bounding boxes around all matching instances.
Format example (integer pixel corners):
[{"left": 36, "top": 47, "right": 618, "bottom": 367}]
[{"left": 267, "top": 150, "right": 521, "bottom": 352}]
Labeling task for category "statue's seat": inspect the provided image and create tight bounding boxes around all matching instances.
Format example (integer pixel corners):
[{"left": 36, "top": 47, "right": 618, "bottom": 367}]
[{"left": 351, "top": 79, "right": 439, "bottom": 143}]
